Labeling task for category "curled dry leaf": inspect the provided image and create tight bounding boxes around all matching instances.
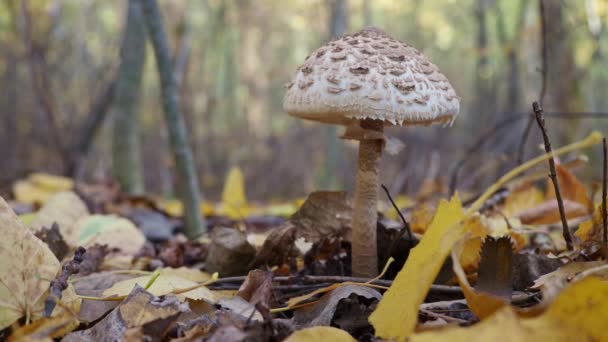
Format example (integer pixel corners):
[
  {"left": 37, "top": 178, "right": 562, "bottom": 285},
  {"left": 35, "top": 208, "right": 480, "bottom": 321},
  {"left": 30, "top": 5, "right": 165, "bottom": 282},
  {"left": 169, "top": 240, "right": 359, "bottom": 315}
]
[
  {"left": 64, "top": 287, "right": 183, "bottom": 342},
  {"left": 205, "top": 227, "right": 256, "bottom": 276},
  {"left": 289, "top": 191, "right": 352, "bottom": 243},
  {"left": 0, "top": 196, "right": 61, "bottom": 329},
  {"left": 292, "top": 284, "right": 380, "bottom": 330},
  {"left": 237, "top": 269, "right": 273, "bottom": 307},
  {"left": 72, "top": 271, "right": 136, "bottom": 323},
  {"left": 531, "top": 261, "right": 607, "bottom": 303}
]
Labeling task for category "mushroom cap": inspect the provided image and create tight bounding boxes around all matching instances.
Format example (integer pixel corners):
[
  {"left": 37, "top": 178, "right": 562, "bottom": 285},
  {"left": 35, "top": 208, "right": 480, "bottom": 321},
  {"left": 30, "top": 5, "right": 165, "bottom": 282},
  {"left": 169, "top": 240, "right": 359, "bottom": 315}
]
[{"left": 283, "top": 27, "right": 460, "bottom": 126}]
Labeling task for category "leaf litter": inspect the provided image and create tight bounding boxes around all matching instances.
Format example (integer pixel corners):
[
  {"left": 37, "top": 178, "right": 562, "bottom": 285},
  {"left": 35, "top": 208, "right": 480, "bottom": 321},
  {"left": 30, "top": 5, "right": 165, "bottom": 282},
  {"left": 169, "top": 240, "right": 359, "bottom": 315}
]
[{"left": 2, "top": 131, "right": 608, "bottom": 341}]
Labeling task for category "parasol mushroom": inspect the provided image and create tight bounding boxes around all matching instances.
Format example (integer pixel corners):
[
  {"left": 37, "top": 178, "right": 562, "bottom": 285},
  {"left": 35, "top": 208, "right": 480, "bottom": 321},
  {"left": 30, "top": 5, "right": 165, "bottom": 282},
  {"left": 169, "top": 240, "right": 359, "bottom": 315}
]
[{"left": 283, "top": 27, "right": 460, "bottom": 277}]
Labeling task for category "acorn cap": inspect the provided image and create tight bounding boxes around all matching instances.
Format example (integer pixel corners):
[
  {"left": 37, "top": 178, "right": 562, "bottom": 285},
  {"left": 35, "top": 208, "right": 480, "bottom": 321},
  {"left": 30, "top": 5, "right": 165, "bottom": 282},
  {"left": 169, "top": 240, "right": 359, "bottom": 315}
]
[{"left": 283, "top": 27, "right": 460, "bottom": 126}]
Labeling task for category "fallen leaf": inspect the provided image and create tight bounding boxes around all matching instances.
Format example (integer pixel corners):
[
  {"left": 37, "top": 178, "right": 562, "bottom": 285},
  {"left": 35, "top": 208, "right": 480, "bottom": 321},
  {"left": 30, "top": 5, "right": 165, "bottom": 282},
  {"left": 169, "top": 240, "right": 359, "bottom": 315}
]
[
  {"left": 290, "top": 191, "right": 352, "bottom": 243},
  {"left": 410, "top": 277, "right": 608, "bottom": 342},
  {"left": 293, "top": 284, "right": 380, "bottom": 329},
  {"left": 72, "top": 272, "right": 135, "bottom": 323},
  {"left": 30, "top": 191, "right": 89, "bottom": 247},
  {"left": 250, "top": 223, "right": 298, "bottom": 268},
  {"left": 369, "top": 195, "right": 467, "bottom": 341},
  {"left": 0, "top": 196, "right": 60, "bottom": 329},
  {"left": 64, "top": 287, "right": 182, "bottom": 342},
  {"left": 158, "top": 267, "right": 211, "bottom": 283},
  {"left": 546, "top": 164, "right": 593, "bottom": 212},
  {"left": 284, "top": 326, "right": 356, "bottom": 342},
  {"left": 12, "top": 173, "right": 74, "bottom": 205},
  {"left": 34, "top": 223, "right": 70, "bottom": 261},
  {"left": 205, "top": 227, "right": 256, "bottom": 276},
  {"left": 220, "top": 167, "right": 249, "bottom": 219},
  {"left": 576, "top": 202, "right": 607, "bottom": 243},
  {"left": 74, "top": 215, "right": 146, "bottom": 255},
  {"left": 102, "top": 274, "right": 217, "bottom": 303},
  {"left": 531, "top": 261, "right": 607, "bottom": 303},
  {"left": 8, "top": 306, "right": 79, "bottom": 341},
  {"left": 237, "top": 269, "right": 273, "bottom": 307},
  {"left": 518, "top": 199, "right": 588, "bottom": 225}
]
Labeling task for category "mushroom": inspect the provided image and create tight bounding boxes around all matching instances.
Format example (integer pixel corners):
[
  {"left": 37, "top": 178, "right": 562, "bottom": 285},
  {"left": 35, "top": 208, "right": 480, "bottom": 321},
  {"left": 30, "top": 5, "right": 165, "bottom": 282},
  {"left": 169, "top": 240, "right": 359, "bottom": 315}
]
[{"left": 283, "top": 27, "right": 460, "bottom": 277}]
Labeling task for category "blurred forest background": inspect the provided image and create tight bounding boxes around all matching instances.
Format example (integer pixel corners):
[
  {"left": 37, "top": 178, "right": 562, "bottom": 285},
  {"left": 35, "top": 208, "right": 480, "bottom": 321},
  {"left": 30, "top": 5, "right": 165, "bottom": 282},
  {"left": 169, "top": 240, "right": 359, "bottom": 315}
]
[{"left": 1, "top": 0, "right": 607, "bottom": 201}]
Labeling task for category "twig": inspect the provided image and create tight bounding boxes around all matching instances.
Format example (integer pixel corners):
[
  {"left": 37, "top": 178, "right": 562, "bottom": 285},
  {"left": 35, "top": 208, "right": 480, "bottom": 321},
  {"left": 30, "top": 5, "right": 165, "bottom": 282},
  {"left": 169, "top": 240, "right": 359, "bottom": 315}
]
[
  {"left": 603, "top": 137, "right": 607, "bottom": 258},
  {"left": 448, "top": 111, "right": 608, "bottom": 195},
  {"left": 419, "top": 308, "right": 469, "bottom": 324},
  {"left": 533, "top": 102, "right": 573, "bottom": 250},
  {"left": 19, "top": 0, "right": 69, "bottom": 167},
  {"left": 516, "top": 0, "right": 548, "bottom": 165},
  {"left": 381, "top": 184, "right": 412, "bottom": 240},
  {"left": 210, "top": 275, "right": 463, "bottom": 295},
  {"left": 44, "top": 247, "right": 86, "bottom": 316}
]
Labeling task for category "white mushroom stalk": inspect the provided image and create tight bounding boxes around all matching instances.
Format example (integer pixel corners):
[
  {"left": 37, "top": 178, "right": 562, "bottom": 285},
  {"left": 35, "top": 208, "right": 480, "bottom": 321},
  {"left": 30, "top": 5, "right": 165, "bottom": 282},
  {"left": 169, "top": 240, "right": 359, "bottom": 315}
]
[{"left": 283, "top": 27, "right": 460, "bottom": 277}]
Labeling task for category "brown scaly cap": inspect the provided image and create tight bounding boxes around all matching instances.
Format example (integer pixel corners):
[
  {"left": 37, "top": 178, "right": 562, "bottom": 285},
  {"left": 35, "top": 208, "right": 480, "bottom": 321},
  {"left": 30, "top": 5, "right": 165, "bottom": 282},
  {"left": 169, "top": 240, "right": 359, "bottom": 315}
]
[{"left": 283, "top": 27, "right": 460, "bottom": 126}]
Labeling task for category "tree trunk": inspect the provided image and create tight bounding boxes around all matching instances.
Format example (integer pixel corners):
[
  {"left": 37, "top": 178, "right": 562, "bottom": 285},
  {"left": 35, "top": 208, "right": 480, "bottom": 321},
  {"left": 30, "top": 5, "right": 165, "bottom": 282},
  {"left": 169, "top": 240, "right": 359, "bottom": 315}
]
[
  {"left": 142, "top": 0, "right": 205, "bottom": 238},
  {"left": 112, "top": 0, "right": 146, "bottom": 194}
]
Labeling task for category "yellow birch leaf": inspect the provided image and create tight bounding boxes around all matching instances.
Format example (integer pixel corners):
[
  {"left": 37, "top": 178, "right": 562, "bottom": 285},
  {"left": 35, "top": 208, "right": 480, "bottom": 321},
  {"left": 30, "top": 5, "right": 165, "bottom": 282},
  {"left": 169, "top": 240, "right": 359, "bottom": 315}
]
[
  {"left": 410, "top": 277, "right": 608, "bottom": 342},
  {"left": 102, "top": 274, "right": 217, "bottom": 303},
  {"left": 220, "top": 167, "right": 249, "bottom": 219},
  {"left": 369, "top": 195, "right": 466, "bottom": 341},
  {"left": 284, "top": 326, "right": 356, "bottom": 342},
  {"left": 0, "top": 196, "right": 60, "bottom": 329}
]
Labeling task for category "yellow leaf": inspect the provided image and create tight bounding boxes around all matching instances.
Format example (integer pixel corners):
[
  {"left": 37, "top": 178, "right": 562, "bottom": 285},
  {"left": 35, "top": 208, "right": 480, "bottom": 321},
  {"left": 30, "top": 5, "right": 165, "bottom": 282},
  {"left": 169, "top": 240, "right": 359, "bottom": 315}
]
[
  {"left": 451, "top": 237, "right": 507, "bottom": 319},
  {"left": 12, "top": 173, "right": 73, "bottom": 205},
  {"left": 410, "top": 277, "right": 608, "bottom": 342},
  {"left": 29, "top": 173, "right": 74, "bottom": 192},
  {"left": 160, "top": 199, "right": 215, "bottom": 217},
  {"left": 30, "top": 191, "right": 89, "bottom": 247},
  {"left": 284, "top": 326, "right": 356, "bottom": 342},
  {"left": 0, "top": 196, "right": 61, "bottom": 329},
  {"left": 157, "top": 267, "right": 211, "bottom": 283},
  {"left": 102, "top": 274, "right": 217, "bottom": 303},
  {"left": 546, "top": 164, "right": 593, "bottom": 212},
  {"left": 220, "top": 167, "right": 249, "bottom": 219},
  {"left": 459, "top": 216, "right": 490, "bottom": 272},
  {"left": 575, "top": 202, "right": 607, "bottom": 243},
  {"left": 74, "top": 215, "right": 145, "bottom": 255},
  {"left": 409, "top": 203, "right": 436, "bottom": 234},
  {"left": 369, "top": 195, "right": 466, "bottom": 341}
]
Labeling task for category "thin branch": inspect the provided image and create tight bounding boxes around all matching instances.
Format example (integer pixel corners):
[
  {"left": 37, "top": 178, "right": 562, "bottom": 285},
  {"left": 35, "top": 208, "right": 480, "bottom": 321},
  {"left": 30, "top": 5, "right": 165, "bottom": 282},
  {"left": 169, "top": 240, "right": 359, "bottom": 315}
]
[
  {"left": 381, "top": 184, "right": 412, "bottom": 240},
  {"left": 602, "top": 137, "right": 607, "bottom": 259},
  {"left": 533, "top": 102, "right": 573, "bottom": 250},
  {"left": 20, "top": 0, "right": 69, "bottom": 168},
  {"left": 516, "top": 0, "right": 549, "bottom": 165},
  {"left": 448, "top": 111, "right": 608, "bottom": 194},
  {"left": 67, "top": 80, "right": 117, "bottom": 177}
]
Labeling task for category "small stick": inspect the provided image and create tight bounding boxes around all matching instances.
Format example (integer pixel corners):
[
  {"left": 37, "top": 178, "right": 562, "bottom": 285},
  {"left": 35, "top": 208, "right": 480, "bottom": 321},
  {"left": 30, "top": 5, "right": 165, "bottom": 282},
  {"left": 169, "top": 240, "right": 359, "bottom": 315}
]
[
  {"left": 533, "top": 102, "right": 573, "bottom": 250},
  {"left": 602, "top": 137, "right": 607, "bottom": 259},
  {"left": 381, "top": 184, "right": 413, "bottom": 240}
]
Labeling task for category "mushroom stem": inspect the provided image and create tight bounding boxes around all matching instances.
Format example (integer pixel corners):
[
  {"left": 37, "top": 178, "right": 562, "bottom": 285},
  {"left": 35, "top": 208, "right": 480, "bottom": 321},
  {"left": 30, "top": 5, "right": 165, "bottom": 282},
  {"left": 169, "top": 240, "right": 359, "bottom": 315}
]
[{"left": 352, "top": 119, "right": 383, "bottom": 277}]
